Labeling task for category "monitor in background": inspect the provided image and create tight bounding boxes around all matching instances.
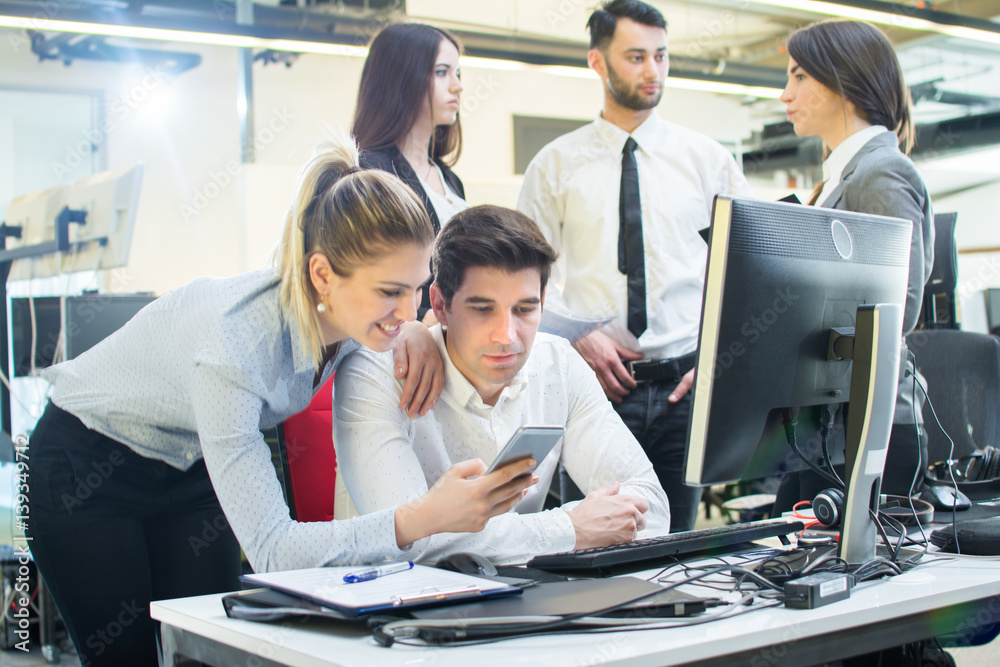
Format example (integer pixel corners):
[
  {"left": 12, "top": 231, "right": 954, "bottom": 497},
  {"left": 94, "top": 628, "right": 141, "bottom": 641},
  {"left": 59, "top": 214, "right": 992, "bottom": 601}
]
[
  {"left": 10, "top": 296, "right": 61, "bottom": 376},
  {"left": 685, "top": 196, "right": 912, "bottom": 566},
  {"left": 10, "top": 293, "right": 156, "bottom": 376},
  {"left": 6, "top": 164, "right": 144, "bottom": 280},
  {"left": 986, "top": 288, "right": 1000, "bottom": 337},
  {"left": 920, "top": 212, "right": 959, "bottom": 330},
  {"left": 2, "top": 184, "right": 67, "bottom": 248}
]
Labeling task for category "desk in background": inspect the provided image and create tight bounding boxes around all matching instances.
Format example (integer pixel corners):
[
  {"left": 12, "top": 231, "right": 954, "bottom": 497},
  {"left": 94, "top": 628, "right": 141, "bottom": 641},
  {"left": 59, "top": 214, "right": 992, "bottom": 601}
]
[{"left": 152, "top": 556, "right": 1000, "bottom": 667}]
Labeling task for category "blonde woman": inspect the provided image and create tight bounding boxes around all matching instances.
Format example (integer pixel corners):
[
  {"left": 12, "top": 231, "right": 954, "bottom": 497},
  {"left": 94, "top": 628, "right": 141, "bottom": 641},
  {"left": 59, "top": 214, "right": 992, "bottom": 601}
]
[{"left": 26, "top": 135, "right": 536, "bottom": 666}]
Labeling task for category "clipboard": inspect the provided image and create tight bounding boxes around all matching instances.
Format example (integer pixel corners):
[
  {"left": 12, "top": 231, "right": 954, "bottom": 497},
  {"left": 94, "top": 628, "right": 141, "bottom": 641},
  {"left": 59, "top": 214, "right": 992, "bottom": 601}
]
[{"left": 240, "top": 565, "right": 521, "bottom": 617}]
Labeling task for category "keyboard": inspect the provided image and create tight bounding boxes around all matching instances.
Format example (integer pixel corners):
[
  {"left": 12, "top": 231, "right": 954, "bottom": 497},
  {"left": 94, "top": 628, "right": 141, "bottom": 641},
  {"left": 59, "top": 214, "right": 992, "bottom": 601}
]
[{"left": 528, "top": 518, "right": 806, "bottom": 575}]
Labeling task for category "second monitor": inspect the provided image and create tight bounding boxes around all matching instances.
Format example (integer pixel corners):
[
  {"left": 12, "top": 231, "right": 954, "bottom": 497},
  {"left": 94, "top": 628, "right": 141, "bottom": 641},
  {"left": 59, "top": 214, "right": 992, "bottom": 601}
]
[{"left": 685, "top": 196, "right": 912, "bottom": 565}]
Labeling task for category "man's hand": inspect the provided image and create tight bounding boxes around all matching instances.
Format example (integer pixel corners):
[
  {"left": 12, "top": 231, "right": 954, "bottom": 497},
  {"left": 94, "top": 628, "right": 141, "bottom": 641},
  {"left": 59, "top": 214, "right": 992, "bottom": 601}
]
[
  {"left": 394, "top": 458, "right": 538, "bottom": 547},
  {"left": 571, "top": 329, "right": 643, "bottom": 403},
  {"left": 392, "top": 321, "right": 444, "bottom": 418},
  {"left": 567, "top": 482, "right": 650, "bottom": 550},
  {"left": 669, "top": 367, "right": 695, "bottom": 403}
]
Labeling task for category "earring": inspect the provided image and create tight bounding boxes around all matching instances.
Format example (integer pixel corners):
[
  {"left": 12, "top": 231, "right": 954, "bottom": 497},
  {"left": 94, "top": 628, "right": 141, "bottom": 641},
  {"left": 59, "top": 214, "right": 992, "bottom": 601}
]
[{"left": 317, "top": 297, "right": 327, "bottom": 314}]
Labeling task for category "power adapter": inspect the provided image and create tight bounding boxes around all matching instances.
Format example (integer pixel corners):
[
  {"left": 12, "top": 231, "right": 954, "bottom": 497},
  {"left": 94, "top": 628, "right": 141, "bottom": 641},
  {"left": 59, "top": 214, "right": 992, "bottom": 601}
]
[{"left": 784, "top": 571, "right": 852, "bottom": 609}]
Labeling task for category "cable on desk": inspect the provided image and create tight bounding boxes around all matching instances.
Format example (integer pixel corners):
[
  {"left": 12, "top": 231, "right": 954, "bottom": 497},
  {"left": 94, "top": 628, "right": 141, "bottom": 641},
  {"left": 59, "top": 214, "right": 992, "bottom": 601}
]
[
  {"left": 373, "top": 565, "right": 737, "bottom": 647},
  {"left": 382, "top": 592, "right": 784, "bottom": 649},
  {"left": 912, "top": 363, "right": 962, "bottom": 556}
]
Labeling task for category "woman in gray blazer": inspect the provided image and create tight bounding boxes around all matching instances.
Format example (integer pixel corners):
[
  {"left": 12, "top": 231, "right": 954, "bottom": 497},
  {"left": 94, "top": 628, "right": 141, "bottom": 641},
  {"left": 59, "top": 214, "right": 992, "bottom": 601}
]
[{"left": 776, "top": 19, "right": 934, "bottom": 502}]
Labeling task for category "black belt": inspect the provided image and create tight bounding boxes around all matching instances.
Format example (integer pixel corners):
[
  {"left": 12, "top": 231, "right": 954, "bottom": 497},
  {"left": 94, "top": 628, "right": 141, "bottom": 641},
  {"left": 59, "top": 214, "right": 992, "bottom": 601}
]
[{"left": 627, "top": 352, "right": 697, "bottom": 384}]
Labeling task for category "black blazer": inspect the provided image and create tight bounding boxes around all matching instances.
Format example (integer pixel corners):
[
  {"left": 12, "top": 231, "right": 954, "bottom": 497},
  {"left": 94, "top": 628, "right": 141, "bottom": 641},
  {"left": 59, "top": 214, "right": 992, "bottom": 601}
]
[
  {"left": 359, "top": 145, "right": 466, "bottom": 235},
  {"left": 360, "top": 146, "right": 465, "bottom": 319}
]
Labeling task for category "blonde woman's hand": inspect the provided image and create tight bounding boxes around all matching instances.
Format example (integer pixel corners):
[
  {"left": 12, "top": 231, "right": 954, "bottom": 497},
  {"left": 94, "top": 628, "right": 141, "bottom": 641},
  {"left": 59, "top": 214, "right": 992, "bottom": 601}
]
[
  {"left": 394, "top": 458, "right": 538, "bottom": 547},
  {"left": 392, "top": 321, "right": 444, "bottom": 418}
]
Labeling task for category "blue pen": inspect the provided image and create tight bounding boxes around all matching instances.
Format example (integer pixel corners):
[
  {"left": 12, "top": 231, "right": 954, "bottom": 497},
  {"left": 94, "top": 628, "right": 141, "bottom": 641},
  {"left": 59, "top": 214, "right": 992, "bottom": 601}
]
[{"left": 343, "top": 561, "right": 414, "bottom": 584}]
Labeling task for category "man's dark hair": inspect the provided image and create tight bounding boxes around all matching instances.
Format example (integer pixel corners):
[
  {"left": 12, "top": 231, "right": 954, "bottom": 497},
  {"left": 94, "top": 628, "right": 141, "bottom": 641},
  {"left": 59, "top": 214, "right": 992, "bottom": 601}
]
[
  {"left": 587, "top": 0, "right": 667, "bottom": 51},
  {"left": 433, "top": 205, "right": 557, "bottom": 308}
]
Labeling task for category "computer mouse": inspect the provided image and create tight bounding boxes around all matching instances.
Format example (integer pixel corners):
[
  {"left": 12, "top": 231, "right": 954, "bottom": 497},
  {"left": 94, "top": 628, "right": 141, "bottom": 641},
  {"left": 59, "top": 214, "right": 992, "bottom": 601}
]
[
  {"left": 434, "top": 552, "right": 498, "bottom": 577},
  {"left": 920, "top": 485, "right": 972, "bottom": 512}
]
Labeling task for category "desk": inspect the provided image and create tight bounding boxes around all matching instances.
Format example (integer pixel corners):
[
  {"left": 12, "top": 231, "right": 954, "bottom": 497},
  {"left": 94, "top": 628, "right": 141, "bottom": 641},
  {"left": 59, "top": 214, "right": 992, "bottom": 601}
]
[{"left": 152, "top": 556, "right": 1000, "bottom": 667}]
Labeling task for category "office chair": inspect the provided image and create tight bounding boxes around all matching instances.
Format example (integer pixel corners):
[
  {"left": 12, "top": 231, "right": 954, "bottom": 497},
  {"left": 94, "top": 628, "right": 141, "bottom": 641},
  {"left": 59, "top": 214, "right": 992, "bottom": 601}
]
[
  {"left": 907, "top": 329, "right": 1000, "bottom": 466},
  {"left": 277, "top": 376, "right": 338, "bottom": 522}
]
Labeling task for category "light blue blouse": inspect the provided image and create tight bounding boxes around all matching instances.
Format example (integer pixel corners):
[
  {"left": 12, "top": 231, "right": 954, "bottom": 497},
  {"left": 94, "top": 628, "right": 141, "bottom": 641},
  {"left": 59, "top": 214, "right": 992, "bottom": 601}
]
[{"left": 44, "top": 268, "right": 406, "bottom": 572}]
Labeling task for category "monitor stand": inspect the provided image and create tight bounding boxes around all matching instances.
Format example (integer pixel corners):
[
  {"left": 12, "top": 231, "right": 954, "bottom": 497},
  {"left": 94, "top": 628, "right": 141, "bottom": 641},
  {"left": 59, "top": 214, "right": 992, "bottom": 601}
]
[{"left": 829, "top": 303, "right": 903, "bottom": 566}]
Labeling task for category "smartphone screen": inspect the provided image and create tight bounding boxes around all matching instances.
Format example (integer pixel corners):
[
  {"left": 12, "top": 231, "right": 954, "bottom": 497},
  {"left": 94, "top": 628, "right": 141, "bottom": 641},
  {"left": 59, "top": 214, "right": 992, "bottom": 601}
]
[{"left": 485, "top": 425, "right": 564, "bottom": 475}]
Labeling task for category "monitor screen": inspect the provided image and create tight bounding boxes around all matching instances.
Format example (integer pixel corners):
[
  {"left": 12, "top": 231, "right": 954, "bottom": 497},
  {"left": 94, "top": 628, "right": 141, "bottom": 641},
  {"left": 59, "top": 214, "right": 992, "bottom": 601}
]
[
  {"left": 6, "top": 164, "right": 143, "bottom": 279},
  {"left": 684, "top": 196, "right": 912, "bottom": 563}
]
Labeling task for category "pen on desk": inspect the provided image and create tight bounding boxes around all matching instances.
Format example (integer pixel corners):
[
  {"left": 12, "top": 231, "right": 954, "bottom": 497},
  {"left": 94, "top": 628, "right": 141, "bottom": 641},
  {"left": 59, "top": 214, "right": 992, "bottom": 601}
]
[
  {"left": 392, "top": 584, "right": 481, "bottom": 606},
  {"left": 343, "top": 561, "right": 414, "bottom": 584}
]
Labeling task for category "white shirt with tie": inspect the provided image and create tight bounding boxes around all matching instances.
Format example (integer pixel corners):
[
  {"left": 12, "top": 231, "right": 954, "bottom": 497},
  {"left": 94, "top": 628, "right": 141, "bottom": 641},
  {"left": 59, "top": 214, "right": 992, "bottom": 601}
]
[{"left": 517, "top": 112, "right": 754, "bottom": 361}]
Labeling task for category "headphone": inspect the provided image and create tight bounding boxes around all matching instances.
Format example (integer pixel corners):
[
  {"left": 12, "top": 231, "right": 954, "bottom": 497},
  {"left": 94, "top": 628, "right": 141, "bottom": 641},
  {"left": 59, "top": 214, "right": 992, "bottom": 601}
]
[
  {"left": 811, "top": 489, "right": 933, "bottom": 528},
  {"left": 812, "top": 488, "right": 844, "bottom": 528},
  {"left": 928, "top": 446, "right": 1000, "bottom": 484}
]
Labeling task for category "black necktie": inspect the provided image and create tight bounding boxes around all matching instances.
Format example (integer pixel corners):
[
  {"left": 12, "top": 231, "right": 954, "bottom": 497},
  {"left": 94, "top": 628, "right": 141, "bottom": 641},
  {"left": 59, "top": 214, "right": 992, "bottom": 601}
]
[{"left": 618, "top": 137, "right": 646, "bottom": 338}]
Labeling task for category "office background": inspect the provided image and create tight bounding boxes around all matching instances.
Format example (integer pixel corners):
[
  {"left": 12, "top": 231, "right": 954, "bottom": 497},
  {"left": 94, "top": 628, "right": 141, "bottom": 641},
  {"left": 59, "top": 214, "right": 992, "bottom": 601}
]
[{"left": 0, "top": 0, "right": 999, "bottom": 663}]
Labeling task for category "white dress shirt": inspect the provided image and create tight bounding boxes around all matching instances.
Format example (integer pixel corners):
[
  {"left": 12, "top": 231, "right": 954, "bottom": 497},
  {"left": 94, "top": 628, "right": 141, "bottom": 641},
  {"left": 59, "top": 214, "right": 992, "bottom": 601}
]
[
  {"left": 333, "top": 327, "right": 669, "bottom": 565},
  {"left": 517, "top": 112, "right": 754, "bottom": 360},
  {"left": 44, "top": 268, "right": 409, "bottom": 573},
  {"left": 421, "top": 164, "right": 468, "bottom": 227},
  {"left": 817, "top": 125, "right": 889, "bottom": 205}
]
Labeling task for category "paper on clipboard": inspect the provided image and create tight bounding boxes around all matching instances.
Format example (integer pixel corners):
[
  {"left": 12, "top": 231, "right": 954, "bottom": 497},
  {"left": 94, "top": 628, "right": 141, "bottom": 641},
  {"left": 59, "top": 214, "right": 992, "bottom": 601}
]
[
  {"left": 241, "top": 565, "right": 519, "bottom": 616},
  {"left": 539, "top": 302, "right": 615, "bottom": 343}
]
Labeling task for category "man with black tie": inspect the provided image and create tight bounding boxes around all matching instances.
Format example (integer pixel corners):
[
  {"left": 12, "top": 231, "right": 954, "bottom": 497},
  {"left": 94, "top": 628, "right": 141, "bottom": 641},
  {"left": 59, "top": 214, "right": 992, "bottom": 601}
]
[{"left": 517, "top": 0, "right": 753, "bottom": 531}]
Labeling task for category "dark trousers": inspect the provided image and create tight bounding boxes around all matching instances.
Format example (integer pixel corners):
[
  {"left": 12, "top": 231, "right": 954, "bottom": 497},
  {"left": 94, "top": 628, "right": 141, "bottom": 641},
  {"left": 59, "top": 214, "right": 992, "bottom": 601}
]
[
  {"left": 614, "top": 378, "right": 703, "bottom": 532},
  {"left": 25, "top": 403, "right": 241, "bottom": 666}
]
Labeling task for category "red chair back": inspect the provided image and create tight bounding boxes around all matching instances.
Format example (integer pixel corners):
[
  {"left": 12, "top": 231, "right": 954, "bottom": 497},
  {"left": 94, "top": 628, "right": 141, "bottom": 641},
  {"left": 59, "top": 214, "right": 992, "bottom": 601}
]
[{"left": 278, "top": 376, "right": 336, "bottom": 522}]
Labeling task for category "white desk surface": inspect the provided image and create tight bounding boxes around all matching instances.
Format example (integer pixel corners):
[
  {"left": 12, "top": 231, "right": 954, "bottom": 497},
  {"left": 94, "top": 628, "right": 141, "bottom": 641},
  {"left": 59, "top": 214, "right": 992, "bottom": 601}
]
[{"left": 152, "top": 555, "right": 1000, "bottom": 667}]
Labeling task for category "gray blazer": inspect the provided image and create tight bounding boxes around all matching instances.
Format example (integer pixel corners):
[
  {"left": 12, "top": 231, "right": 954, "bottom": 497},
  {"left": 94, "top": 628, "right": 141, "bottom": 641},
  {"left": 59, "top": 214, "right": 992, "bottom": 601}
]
[{"left": 821, "top": 131, "right": 934, "bottom": 424}]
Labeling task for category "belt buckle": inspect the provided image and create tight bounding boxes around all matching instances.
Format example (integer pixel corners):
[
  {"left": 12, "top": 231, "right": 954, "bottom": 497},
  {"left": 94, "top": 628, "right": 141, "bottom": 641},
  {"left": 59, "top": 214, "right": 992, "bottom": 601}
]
[{"left": 627, "top": 359, "right": 651, "bottom": 383}]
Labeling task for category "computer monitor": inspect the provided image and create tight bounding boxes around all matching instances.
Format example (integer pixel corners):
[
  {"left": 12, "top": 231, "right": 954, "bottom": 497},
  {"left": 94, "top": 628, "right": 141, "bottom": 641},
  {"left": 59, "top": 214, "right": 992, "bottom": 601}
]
[
  {"left": 986, "top": 288, "right": 1000, "bottom": 337},
  {"left": 684, "top": 196, "right": 912, "bottom": 565},
  {"left": 2, "top": 184, "right": 67, "bottom": 248},
  {"left": 6, "top": 164, "right": 143, "bottom": 279}
]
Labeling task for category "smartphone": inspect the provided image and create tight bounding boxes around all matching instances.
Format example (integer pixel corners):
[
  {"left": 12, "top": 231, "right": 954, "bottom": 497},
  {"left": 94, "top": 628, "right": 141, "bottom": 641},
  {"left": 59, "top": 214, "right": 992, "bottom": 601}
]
[{"left": 484, "top": 425, "right": 565, "bottom": 476}]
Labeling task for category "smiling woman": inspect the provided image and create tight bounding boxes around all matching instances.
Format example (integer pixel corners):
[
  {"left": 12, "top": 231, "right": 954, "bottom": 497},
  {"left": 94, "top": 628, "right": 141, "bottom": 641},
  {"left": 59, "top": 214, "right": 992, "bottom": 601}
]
[{"left": 24, "top": 133, "right": 538, "bottom": 666}]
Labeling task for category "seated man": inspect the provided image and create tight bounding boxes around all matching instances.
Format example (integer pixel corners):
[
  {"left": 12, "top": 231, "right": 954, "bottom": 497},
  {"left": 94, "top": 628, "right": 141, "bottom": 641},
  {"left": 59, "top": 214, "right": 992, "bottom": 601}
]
[{"left": 334, "top": 204, "right": 669, "bottom": 565}]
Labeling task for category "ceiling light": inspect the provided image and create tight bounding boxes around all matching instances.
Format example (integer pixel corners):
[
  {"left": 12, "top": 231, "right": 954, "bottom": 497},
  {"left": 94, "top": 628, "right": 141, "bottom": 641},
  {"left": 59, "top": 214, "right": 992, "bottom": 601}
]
[
  {"left": 0, "top": 15, "right": 370, "bottom": 55},
  {"left": 749, "top": 0, "right": 1000, "bottom": 45},
  {"left": 0, "top": 14, "right": 783, "bottom": 98}
]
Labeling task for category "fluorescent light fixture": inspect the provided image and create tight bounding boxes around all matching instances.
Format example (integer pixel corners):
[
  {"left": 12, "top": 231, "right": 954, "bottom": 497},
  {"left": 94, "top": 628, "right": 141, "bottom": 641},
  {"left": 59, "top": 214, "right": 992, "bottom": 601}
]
[
  {"left": 0, "top": 15, "right": 369, "bottom": 56},
  {"left": 0, "top": 14, "right": 784, "bottom": 97},
  {"left": 750, "top": 0, "right": 1000, "bottom": 45},
  {"left": 461, "top": 56, "right": 527, "bottom": 71},
  {"left": 666, "top": 78, "right": 784, "bottom": 98}
]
